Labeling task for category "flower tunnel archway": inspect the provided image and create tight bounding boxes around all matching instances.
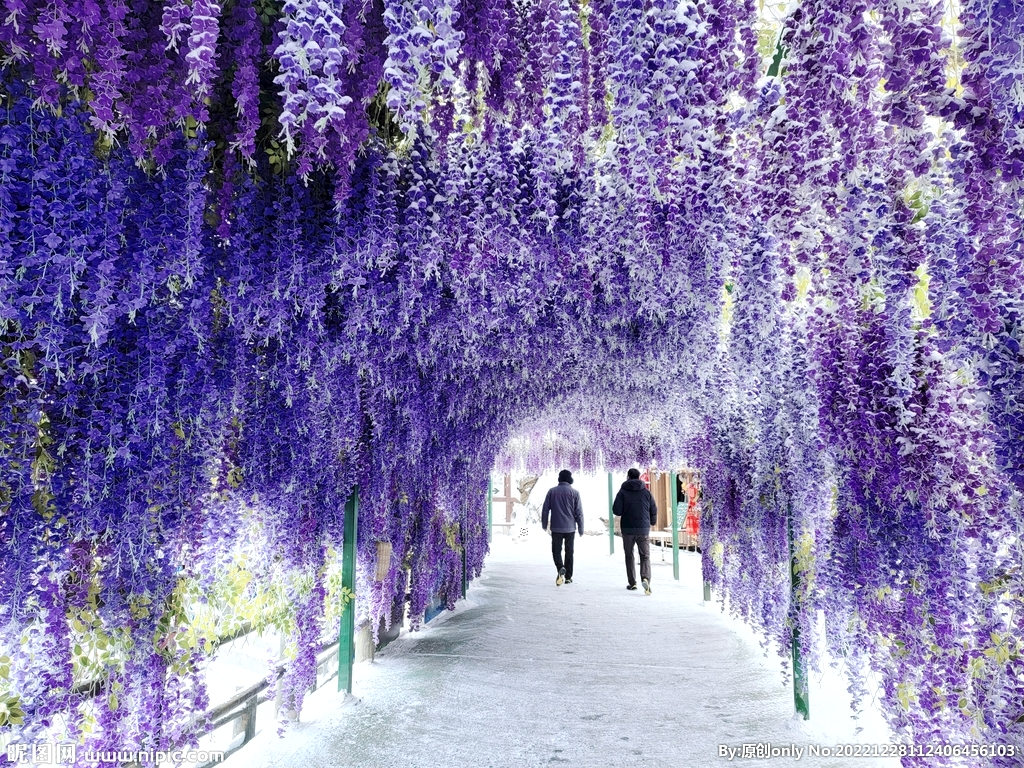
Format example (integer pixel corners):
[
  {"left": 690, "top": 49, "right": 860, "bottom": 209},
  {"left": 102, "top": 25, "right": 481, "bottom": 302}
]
[{"left": 1, "top": 0, "right": 1022, "bottom": 764}]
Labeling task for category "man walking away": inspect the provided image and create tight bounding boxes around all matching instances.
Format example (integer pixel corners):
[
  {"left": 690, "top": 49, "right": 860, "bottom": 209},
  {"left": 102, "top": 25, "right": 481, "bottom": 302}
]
[
  {"left": 541, "top": 469, "right": 585, "bottom": 585},
  {"left": 612, "top": 468, "right": 658, "bottom": 594}
]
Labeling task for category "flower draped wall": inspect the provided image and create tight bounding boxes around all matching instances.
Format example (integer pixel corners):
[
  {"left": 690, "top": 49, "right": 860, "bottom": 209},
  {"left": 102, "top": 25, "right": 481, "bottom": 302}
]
[{"left": 0, "top": 0, "right": 1022, "bottom": 764}]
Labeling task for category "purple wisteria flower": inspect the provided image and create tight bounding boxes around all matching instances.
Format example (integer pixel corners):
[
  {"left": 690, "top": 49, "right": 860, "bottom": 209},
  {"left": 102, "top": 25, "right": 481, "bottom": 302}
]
[{"left": 0, "top": 1, "right": 1022, "bottom": 762}]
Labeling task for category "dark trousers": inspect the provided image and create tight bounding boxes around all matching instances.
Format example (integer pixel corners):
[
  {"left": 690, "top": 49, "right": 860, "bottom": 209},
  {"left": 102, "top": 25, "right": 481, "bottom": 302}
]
[
  {"left": 622, "top": 533, "right": 651, "bottom": 586},
  {"left": 551, "top": 532, "right": 576, "bottom": 578}
]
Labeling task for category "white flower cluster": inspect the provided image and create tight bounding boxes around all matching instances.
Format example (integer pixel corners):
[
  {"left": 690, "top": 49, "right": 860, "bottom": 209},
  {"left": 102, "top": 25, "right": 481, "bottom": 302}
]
[
  {"left": 382, "top": 0, "right": 464, "bottom": 132},
  {"left": 274, "top": 0, "right": 354, "bottom": 153}
]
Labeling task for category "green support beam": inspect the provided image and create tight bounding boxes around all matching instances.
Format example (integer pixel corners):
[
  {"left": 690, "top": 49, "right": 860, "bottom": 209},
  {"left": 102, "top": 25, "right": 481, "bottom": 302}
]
[
  {"left": 461, "top": 516, "right": 468, "bottom": 599},
  {"left": 703, "top": 499, "right": 712, "bottom": 601},
  {"left": 607, "top": 472, "right": 615, "bottom": 554},
  {"left": 338, "top": 486, "right": 359, "bottom": 695},
  {"left": 670, "top": 472, "right": 679, "bottom": 580},
  {"left": 788, "top": 503, "right": 810, "bottom": 720},
  {"left": 487, "top": 478, "right": 493, "bottom": 543}
]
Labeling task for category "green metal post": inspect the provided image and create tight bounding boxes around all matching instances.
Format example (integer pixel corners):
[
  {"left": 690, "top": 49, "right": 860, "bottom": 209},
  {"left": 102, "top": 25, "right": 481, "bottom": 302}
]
[
  {"left": 788, "top": 503, "right": 810, "bottom": 720},
  {"left": 703, "top": 497, "right": 712, "bottom": 601},
  {"left": 486, "top": 478, "right": 493, "bottom": 543},
  {"left": 670, "top": 472, "right": 679, "bottom": 580},
  {"left": 338, "top": 486, "right": 359, "bottom": 695},
  {"left": 461, "top": 516, "right": 468, "bottom": 599},
  {"left": 607, "top": 472, "right": 615, "bottom": 555}
]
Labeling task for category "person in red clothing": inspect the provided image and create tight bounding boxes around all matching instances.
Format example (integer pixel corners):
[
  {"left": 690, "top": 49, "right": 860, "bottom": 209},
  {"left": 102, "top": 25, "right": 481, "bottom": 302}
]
[{"left": 683, "top": 477, "right": 699, "bottom": 535}]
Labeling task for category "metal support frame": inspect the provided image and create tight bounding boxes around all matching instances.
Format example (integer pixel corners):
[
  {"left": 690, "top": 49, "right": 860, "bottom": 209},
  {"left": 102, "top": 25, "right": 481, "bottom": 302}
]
[
  {"left": 461, "top": 520, "right": 468, "bottom": 599},
  {"left": 338, "top": 486, "right": 359, "bottom": 695},
  {"left": 487, "top": 478, "right": 493, "bottom": 542},
  {"left": 670, "top": 471, "right": 680, "bottom": 580},
  {"left": 703, "top": 498, "right": 712, "bottom": 601},
  {"left": 787, "top": 503, "right": 810, "bottom": 720},
  {"left": 607, "top": 472, "right": 615, "bottom": 554}
]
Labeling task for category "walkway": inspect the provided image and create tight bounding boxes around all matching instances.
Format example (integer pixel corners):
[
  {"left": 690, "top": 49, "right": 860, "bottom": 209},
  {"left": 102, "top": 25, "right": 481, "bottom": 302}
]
[{"left": 220, "top": 534, "right": 899, "bottom": 768}]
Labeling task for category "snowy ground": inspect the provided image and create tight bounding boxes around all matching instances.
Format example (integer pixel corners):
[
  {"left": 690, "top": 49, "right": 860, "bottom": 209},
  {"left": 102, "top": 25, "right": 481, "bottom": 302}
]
[{"left": 220, "top": 532, "right": 901, "bottom": 768}]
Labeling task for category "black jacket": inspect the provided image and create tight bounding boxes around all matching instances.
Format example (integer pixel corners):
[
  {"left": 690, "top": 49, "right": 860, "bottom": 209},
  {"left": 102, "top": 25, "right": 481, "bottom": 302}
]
[
  {"left": 542, "top": 482, "right": 584, "bottom": 534},
  {"left": 612, "top": 479, "right": 658, "bottom": 534}
]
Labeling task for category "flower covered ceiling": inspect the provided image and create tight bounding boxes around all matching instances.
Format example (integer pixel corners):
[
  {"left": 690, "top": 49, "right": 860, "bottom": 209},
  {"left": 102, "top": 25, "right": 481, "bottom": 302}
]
[{"left": 1, "top": 0, "right": 1023, "bottom": 763}]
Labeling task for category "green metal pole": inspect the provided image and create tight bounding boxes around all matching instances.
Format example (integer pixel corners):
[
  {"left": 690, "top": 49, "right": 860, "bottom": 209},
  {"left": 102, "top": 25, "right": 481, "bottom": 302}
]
[
  {"left": 670, "top": 472, "right": 679, "bottom": 580},
  {"left": 607, "top": 472, "right": 614, "bottom": 555},
  {"left": 703, "top": 497, "right": 712, "bottom": 601},
  {"left": 788, "top": 502, "right": 810, "bottom": 720},
  {"left": 461, "top": 515, "right": 468, "bottom": 599},
  {"left": 486, "top": 478, "right": 493, "bottom": 543},
  {"left": 338, "top": 486, "right": 359, "bottom": 695}
]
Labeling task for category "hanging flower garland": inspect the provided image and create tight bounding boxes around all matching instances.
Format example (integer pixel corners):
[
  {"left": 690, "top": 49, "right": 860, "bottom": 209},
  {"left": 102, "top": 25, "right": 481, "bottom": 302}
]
[{"left": 1, "top": 1, "right": 1023, "bottom": 763}]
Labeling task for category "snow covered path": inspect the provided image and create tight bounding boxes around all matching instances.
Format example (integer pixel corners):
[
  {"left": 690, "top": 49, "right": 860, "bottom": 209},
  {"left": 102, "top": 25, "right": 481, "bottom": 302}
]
[{"left": 222, "top": 534, "right": 899, "bottom": 768}]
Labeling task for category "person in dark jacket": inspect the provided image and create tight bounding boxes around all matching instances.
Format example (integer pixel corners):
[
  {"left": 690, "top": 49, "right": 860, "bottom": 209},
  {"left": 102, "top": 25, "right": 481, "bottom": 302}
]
[
  {"left": 612, "top": 468, "right": 658, "bottom": 594},
  {"left": 541, "top": 469, "right": 585, "bottom": 585}
]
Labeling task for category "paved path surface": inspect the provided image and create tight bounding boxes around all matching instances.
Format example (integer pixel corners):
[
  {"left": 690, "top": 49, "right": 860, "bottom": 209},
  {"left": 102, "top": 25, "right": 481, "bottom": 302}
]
[{"left": 220, "top": 534, "right": 898, "bottom": 768}]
